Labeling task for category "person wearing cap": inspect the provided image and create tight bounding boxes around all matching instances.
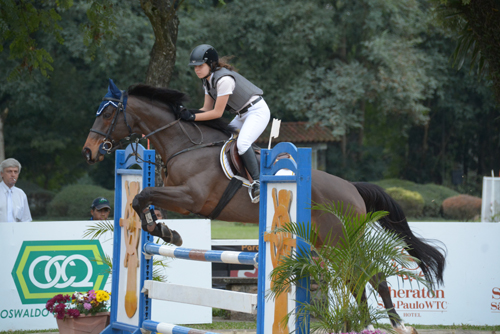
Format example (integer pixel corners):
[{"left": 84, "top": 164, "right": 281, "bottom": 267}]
[
  {"left": 90, "top": 197, "right": 111, "bottom": 220},
  {"left": 0, "top": 158, "right": 32, "bottom": 222},
  {"left": 180, "top": 44, "right": 270, "bottom": 203}
]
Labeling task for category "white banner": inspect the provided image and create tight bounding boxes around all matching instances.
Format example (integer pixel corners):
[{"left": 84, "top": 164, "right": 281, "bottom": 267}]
[
  {"left": 0, "top": 219, "right": 211, "bottom": 331},
  {"left": 369, "top": 222, "right": 500, "bottom": 325}
]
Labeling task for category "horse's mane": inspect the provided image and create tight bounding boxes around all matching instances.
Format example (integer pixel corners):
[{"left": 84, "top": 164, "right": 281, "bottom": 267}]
[{"left": 128, "top": 84, "right": 235, "bottom": 136}]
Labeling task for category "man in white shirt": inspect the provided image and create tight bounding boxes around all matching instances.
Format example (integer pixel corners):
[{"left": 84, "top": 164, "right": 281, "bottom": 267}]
[{"left": 0, "top": 158, "right": 32, "bottom": 222}]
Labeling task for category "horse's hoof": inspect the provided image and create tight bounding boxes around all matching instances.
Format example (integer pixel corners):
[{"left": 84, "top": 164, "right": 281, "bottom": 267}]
[{"left": 171, "top": 230, "right": 183, "bottom": 246}]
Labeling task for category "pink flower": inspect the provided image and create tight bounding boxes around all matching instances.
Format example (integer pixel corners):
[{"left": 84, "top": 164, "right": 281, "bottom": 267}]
[
  {"left": 84, "top": 303, "right": 92, "bottom": 310},
  {"left": 88, "top": 290, "right": 96, "bottom": 300}
]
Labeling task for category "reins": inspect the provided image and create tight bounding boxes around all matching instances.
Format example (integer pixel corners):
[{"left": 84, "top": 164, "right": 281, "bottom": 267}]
[{"left": 89, "top": 96, "right": 225, "bottom": 174}]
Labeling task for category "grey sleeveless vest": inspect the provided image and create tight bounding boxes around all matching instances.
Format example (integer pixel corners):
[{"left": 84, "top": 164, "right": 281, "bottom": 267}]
[{"left": 203, "top": 68, "right": 263, "bottom": 113}]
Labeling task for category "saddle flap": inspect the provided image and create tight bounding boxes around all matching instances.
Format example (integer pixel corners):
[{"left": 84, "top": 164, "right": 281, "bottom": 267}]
[{"left": 227, "top": 141, "right": 253, "bottom": 182}]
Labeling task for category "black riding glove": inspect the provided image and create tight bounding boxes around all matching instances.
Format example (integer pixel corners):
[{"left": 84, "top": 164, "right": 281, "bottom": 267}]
[{"left": 180, "top": 108, "right": 196, "bottom": 121}]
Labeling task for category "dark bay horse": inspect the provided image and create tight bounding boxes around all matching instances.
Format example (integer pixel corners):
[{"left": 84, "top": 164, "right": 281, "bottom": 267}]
[{"left": 82, "top": 80, "right": 445, "bottom": 329}]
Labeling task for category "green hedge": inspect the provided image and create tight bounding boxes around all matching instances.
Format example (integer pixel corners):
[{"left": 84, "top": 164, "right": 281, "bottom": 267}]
[
  {"left": 372, "top": 179, "right": 459, "bottom": 217},
  {"left": 47, "top": 185, "right": 114, "bottom": 219},
  {"left": 16, "top": 180, "right": 56, "bottom": 218},
  {"left": 385, "top": 187, "right": 425, "bottom": 217}
]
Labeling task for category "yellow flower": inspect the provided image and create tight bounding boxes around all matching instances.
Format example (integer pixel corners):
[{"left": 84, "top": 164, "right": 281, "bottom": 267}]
[
  {"left": 95, "top": 291, "right": 105, "bottom": 303},
  {"left": 101, "top": 291, "right": 110, "bottom": 301}
]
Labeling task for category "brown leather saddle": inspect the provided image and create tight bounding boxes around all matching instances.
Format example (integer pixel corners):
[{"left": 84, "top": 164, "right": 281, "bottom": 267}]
[
  {"left": 224, "top": 140, "right": 260, "bottom": 183},
  {"left": 224, "top": 140, "right": 291, "bottom": 183}
]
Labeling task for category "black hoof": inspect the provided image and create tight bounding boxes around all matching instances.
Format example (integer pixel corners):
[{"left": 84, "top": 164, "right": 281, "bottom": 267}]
[
  {"left": 170, "top": 230, "right": 183, "bottom": 246},
  {"left": 158, "top": 223, "right": 183, "bottom": 246}
]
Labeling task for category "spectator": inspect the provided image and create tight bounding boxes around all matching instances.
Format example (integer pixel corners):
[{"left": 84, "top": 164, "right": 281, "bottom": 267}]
[
  {"left": 90, "top": 197, "right": 111, "bottom": 220},
  {"left": 0, "top": 158, "right": 32, "bottom": 222},
  {"left": 154, "top": 209, "right": 164, "bottom": 220}
]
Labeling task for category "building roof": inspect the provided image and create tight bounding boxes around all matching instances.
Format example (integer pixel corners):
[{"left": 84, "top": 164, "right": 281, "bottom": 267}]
[{"left": 256, "top": 121, "right": 337, "bottom": 144}]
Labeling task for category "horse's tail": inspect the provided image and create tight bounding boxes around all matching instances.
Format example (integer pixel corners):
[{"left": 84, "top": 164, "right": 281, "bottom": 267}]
[{"left": 352, "top": 182, "right": 446, "bottom": 288}]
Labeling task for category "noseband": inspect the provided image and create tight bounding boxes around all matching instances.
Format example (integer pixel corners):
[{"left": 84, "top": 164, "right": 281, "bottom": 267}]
[{"left": 89, "top": 91, "right": 135, "bottom": 155}]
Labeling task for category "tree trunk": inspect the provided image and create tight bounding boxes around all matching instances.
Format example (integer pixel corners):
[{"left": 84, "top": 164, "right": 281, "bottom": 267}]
[
  {"left": 140, "top": 0, "right": 180, "bottom": 189},
  {"left": 140, "top": 0, "right": 179, "bottom": 87}
]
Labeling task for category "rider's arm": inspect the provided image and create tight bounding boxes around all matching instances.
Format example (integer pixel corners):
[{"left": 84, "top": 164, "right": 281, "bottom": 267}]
[
  {"left": 195, "top": 94, "right": 229, "bottom": 121},
  {"left": 200, "top": 94, "right": 214, "bottom": 112}
]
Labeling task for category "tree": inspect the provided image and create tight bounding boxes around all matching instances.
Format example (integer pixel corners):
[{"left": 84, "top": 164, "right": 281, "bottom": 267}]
[
  {"left": 0, "top": 0, "right": 116, "bottom": 80},
  {"left": 174, "top": 0, "right": 443, "bottom": 165},
  {"left": 0, "top": 2, "right": 154, "bottom": 189},
  {"left": 433, "top": 0, "right": 500, "bottom": 104}
]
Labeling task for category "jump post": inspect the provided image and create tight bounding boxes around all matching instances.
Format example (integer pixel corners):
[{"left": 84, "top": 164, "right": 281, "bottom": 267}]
[{"left": 103, "top": 142, "right": 312, "bottom": 334}]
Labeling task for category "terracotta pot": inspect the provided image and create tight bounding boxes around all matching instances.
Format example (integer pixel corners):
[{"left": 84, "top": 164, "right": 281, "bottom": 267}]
[{"left": 56, "top": 312, "right": 110, "bottom": 334}]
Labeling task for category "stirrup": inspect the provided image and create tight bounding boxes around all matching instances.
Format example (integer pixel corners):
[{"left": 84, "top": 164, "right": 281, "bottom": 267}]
[{"left": 248, "top": 180, "right": 260, "bottom": 204}]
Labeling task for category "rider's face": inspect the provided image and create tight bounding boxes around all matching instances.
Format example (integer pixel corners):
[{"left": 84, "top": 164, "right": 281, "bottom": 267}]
[{"left": 194, "top": 63, "right": 210, "bottom": 79}]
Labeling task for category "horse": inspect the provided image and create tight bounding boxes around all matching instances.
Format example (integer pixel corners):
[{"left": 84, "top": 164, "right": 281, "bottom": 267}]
[{"left": 82, "top": 79, "right": 445, "bottom": 330}]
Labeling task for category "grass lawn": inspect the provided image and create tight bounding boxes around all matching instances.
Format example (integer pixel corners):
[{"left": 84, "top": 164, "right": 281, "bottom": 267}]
[
  {"left": 211, "top": 220, "right": 259, "bottom": 239},
  {"left": 210, "top": 216, "right": 458, "bottom": 240}
]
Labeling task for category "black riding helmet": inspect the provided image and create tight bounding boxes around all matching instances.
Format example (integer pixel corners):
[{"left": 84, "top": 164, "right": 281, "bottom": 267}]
[{"left": 188, "top": 44, "right": 219, "bottom": 71}]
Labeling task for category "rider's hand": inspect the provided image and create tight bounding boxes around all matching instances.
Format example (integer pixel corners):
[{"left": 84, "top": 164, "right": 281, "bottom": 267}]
[{"left": 180, "top": 108, "right": 196, "bottom": 121}]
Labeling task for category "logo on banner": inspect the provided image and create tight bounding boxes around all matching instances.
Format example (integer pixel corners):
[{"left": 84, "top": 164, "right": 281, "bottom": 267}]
[
  {"left": 374, "top": 249, "right": 447, "bottom": 317},
  {"left": 11, "top": 240, "right": 109, "bottom": 304},
  {"left": 492, "top": 287, "right": 500, "bottom": 312}
]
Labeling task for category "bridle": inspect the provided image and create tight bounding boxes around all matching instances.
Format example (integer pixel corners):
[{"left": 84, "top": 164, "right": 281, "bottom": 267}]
[
  {"left": 88, "top": 93, "right": 225, "bottom": 173},
  {"left": 89, "top": 91, "right": 134, "bottom": 155}
]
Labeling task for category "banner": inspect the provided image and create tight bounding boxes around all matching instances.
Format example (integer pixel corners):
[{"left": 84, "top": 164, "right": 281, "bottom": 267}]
[{"left": 0, "top": 219, "right": 211, "bottom": 331}]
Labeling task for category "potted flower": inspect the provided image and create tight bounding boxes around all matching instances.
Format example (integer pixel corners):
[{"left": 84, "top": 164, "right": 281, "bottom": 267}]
[{"left": 46, "top": 290, "right": 111, "bottom": 334}]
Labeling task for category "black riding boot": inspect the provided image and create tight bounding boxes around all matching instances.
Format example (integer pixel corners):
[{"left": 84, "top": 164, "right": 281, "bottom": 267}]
[{"left": 240, "top": 148, "right": 260, "bottom": 203}]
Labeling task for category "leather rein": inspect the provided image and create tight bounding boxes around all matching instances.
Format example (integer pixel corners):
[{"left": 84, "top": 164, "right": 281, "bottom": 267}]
[{"left": 89, "top": 93, "right": 226, "bottom": 171}]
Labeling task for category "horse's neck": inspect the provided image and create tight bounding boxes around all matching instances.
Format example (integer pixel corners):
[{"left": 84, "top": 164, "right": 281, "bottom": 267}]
[{"left": 136, "top": 108, "right": 229, "bottom": 163}]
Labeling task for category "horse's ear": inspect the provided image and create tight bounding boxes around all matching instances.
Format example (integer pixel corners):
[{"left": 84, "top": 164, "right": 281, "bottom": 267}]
[{"left": 108, "top": 78, "right": 121, "bottom": 96}]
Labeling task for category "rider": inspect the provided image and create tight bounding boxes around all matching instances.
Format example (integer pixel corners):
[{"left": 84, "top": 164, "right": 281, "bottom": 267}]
[{"left": 180, "top": 44, "right": 270, "bottom": 203}]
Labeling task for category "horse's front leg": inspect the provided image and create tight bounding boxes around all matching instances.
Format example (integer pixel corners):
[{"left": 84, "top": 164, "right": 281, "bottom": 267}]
[{"left": 132, "top": 185, "right": 195, "bottom": 246}]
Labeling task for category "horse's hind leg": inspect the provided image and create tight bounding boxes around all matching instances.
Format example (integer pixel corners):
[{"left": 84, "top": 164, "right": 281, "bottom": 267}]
[{"left": 369, "top": 273, "right": 405, "bottom": 329}]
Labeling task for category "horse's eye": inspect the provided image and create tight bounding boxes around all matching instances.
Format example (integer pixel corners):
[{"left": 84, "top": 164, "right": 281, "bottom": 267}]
[{"left": 103, "top": 111, "right": 112, "bottom": 120}]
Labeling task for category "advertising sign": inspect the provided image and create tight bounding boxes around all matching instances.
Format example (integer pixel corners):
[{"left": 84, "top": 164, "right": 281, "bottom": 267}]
[
  {"left": 0, "top": 219, "right": 211, "bottom": 331},
  {"left": 369, "top": 222, "right": 500, "bottom": 325}
]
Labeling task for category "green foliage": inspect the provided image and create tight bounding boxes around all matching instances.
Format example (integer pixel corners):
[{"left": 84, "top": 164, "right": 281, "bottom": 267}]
[
  {"left": 385, "top": 187, "right": 424, "bottom": 217},
  {"left": 16, "top": 179, "right": 56, "bottom": 218},
  {"left": 373, "top": 179, "right": 459, "bottom": 217},
  {"left": 269, "top": 202, "right": 428, "bottom": 333},
  {"left": 47, "top": 184, "right": 114, "bottom": 219},
  {"left": 0, "top": 1, "right": 153, "bottom": 191},
  {"left": 0, "top": 0, "right": 117, "bottom": 79}
]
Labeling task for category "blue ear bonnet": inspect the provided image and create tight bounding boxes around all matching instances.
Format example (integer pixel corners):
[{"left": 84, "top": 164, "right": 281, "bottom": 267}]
[{"left": 96, "top": 79, "right": 128, "bottom": 116}]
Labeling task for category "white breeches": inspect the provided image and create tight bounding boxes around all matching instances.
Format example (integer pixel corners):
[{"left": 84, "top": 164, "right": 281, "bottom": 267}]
[{"left": 229, "top": 99, "right": 270, "bottom": 155}]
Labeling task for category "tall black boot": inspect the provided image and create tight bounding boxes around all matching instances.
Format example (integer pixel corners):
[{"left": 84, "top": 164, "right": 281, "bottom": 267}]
[{"left": 240, "top": 148, "right": 260, "bottom": 203}]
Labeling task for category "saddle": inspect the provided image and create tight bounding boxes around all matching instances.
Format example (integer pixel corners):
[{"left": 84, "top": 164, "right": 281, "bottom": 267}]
[{"left": 224, "top": 140, "right": 261, "bottom": 183}]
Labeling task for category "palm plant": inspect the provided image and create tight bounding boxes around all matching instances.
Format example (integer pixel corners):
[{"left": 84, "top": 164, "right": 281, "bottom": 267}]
[
  {"left": 84, "top": 220, "right": 169, "bottom": 282},
  {"left": 269, "top": 201, "right": 429, "bottom": 334}
]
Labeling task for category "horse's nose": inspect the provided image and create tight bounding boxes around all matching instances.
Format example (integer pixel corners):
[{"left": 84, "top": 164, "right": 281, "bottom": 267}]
[{"left": 82, "top": 147, "right": 94, "bottom": 164}]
